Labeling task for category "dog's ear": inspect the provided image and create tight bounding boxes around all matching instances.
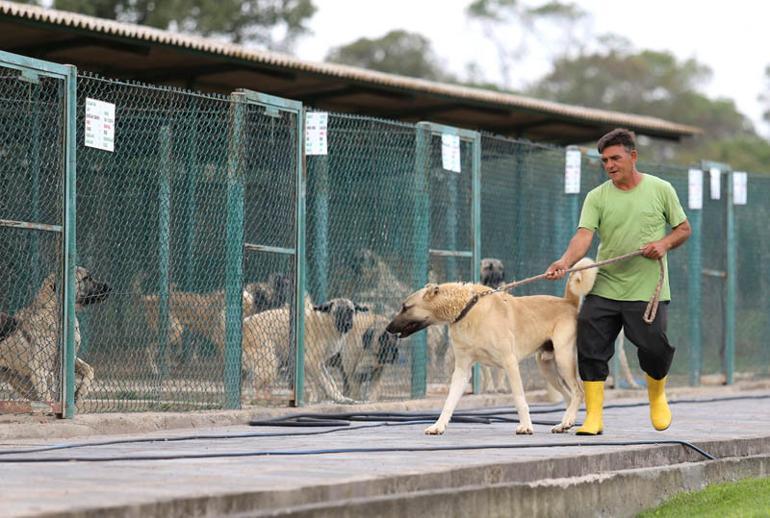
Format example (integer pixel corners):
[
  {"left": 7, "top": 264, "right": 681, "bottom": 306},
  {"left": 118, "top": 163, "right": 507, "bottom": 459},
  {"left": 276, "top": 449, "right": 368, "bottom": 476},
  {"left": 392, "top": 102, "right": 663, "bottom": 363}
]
[
  {"left": 313, "top": 302, "right": 333, "bottom": 313},
  {"left": 423, "top": 283, "right": 440, "bottom": 300},
  {"left": 353, "top": 303, "right": 369, "bottom": 313}
]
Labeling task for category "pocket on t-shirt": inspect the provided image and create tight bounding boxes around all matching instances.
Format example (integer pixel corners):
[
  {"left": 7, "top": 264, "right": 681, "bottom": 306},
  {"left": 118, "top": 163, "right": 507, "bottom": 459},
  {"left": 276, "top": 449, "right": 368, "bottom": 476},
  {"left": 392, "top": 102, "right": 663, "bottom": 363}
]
[{"left": 639, "top": 210, "right": 664, "bottom": 243}]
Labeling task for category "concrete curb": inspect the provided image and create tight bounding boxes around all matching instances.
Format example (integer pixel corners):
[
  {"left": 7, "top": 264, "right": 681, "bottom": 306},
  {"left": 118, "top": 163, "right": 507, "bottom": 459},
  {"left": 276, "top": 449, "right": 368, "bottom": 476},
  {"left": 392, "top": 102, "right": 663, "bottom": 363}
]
[
  {"left": 258, "top": 454, "right": 770, "bottom": 518},
  {"left": 39, "top": 436, "right": 770, "bottom": 517}
]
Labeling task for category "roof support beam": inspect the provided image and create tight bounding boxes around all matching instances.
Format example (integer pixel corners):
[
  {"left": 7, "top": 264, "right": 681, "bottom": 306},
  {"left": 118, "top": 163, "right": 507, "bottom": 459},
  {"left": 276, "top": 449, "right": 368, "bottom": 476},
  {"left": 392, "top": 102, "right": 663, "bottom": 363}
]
[{"left": 12, "top": 36, "right": 151, "bottom": 56}]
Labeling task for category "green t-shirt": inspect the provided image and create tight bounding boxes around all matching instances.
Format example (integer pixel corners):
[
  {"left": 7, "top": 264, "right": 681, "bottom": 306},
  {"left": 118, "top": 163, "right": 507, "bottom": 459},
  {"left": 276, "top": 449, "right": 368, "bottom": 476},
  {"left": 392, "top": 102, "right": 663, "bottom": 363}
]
[{"left": 578, "top": 174, "right": 687, "bottom": 302}]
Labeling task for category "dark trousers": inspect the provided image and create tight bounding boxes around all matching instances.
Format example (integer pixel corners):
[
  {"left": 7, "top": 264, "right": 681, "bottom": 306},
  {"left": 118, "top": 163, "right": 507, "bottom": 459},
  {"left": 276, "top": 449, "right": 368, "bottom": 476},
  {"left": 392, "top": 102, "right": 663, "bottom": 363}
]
[{"left": 577, "top": 295, "right": 675, "bottom": 382}]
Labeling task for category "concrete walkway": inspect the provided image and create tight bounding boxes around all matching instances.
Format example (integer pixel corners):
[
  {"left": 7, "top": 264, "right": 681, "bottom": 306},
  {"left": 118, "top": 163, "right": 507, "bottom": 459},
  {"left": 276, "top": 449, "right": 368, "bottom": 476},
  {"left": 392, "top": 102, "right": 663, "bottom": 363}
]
[{"left": 1, "top": 384, "right": 770, "bottom": 517}]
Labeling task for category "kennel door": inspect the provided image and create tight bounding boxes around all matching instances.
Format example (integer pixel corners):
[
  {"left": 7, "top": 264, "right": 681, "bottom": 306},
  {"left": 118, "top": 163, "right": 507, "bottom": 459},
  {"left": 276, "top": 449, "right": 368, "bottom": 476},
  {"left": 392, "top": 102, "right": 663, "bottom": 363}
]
[
  {"left": 230, "top": 89, "right": 305, "bottom": 408},
  {"left": 0, "top": 51, "right": 78, "bottom": 417}
]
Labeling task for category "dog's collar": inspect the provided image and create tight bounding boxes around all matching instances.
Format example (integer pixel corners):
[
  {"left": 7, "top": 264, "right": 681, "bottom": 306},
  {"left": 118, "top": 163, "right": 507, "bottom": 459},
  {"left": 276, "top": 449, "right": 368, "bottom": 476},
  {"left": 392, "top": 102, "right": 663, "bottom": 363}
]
[{"left": 452, "top": 289, "right": 497, "bottom": 324}]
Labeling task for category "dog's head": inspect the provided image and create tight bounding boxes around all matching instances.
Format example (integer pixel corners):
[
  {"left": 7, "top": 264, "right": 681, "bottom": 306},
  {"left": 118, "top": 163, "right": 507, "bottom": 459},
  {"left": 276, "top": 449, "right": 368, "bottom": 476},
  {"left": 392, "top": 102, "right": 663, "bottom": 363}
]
[
  {"left": 268, "top": 272, "right": 292, "bottom": 306},
  {"left": 363, "top": 325, "right": 399, "bottom": 366},
  {"left": 314, "top": 298, "right": 369, "bottom": 335},
  {"left": 75, "top": 267, "right": 111, "bottom": 308},
  {"left": 385, "top": 284, "right": 447, "bottom": 338},
  {"left": 245, "top": 272, "right": 293, "bottom": 315},
  {"left": 480, "top": 258, "right": 505, "bottom": 289},
  {"left": 37, "top": 267, "right": 111, "bottom": 309}
]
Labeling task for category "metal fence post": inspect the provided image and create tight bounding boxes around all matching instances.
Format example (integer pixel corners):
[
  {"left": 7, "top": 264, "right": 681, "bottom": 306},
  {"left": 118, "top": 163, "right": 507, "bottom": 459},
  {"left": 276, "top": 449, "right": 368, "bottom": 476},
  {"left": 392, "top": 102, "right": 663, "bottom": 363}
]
[
  {"left": 725, "top": 171, "right": 736, "bottom": 385},
  {"left": 62, "top": 64, "right": 78, "bottom": 418},
  {"left": 471, "top": 134, "right": 482, "bottom": 394},
  {"left": 688, "top": 187, "right": 703, "bottom": 386},
  {"left": 411, "top": 123, "right": 431, "bottom": 398},
  {"left": 310, "top": 154, "right": 329, "bottom": 305},
  {"left": 293, "top": 108, "right": 307, "bottom": 407},
  {"left": 224, "top": 95, "right": 246, "bottom": 408},
  {"left": 155, "top": 127, "right": 172, "bottom": 395},
  {"left": 512, "top": 144, "right": 526, "bottom": 282},
  {"left": 31, "top": 81, "right": 42, "bottom": 293},
  {"left": 181, "top": 97, "right": 200, "bottom": 292}
]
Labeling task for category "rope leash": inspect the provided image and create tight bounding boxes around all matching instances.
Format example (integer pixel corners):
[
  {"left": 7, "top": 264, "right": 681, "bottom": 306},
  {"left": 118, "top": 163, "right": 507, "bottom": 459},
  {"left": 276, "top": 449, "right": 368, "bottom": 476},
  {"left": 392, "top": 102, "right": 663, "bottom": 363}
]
[{"left": 453, "top": 249, "right": 665, "bottom": 325}]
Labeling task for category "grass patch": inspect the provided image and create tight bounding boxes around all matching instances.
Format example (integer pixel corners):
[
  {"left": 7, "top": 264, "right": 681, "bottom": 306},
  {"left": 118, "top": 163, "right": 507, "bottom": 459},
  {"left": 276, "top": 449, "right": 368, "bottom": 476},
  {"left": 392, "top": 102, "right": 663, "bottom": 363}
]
[{"left": 638, "top": 477, "right": 770, "bottom": 517}]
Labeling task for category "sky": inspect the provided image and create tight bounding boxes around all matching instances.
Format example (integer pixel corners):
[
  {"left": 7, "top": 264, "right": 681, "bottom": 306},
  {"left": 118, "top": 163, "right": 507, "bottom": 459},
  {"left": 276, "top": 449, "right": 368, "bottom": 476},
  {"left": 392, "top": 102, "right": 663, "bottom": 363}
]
[{"left": 294, "top": 0, "right": 770, "bottom": 137}]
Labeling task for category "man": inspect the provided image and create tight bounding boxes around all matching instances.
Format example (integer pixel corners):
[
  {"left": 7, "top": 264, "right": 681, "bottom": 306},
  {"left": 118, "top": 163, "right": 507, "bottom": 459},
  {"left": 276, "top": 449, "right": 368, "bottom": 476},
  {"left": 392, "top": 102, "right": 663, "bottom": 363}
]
[{"left": 545, "top": 128, "right": 691, "bottom": 435}]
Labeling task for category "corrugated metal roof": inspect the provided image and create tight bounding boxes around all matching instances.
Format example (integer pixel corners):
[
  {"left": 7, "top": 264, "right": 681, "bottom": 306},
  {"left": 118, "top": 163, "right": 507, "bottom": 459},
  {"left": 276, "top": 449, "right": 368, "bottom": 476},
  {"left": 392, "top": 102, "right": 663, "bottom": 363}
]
[{"left": 0, "top": 0, "right": 700, "bottom": 138}]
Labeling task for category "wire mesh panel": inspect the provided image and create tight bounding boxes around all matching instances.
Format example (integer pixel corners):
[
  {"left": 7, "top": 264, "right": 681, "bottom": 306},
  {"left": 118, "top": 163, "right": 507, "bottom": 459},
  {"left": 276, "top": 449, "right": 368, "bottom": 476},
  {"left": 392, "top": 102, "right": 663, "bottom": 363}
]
[
  {"left": 424, "top": 127, "right": 478, "bottom": 393},
  {"left": 239, "top": 94, "right": 300, "bottom": 407},
  {"left": 480, "top": 135, "right": 576, "bottom": 393},
  {"left": 304, "top": 113, "right": 421, "bottom": 404},
  {"left": 699, "top": 168, "right": 728, "bottom": 381},
  {"left": 75, "top": 76, "right": 248, "bottom": 412},
  {"left": 0, "top": 61, "right": 69, "bottom": 413},
  {"left": 734, "top": 173, "right": 770, "bottom": 380},
  {"left": 426, "top": 127, "right": 476, "bottom": 392}
]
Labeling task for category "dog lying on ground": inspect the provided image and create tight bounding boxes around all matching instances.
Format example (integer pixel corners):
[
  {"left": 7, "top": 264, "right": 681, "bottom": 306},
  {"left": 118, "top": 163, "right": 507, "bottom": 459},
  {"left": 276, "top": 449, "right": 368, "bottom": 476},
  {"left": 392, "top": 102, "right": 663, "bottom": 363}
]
[
  {"left": 387, "top": 258, "right": 597, "bottom": 435},
  {"left": 327, "top": 311, "right": 400, "bottom": 401},
  {"left": 0, "top": 267, "right": 110, "bottom": 404},
  {"left": 139, "top": 273, "right": 290, "bottom": 373},
  {"left": 242, "top": 296, "right": 369, "bottom": 403}
]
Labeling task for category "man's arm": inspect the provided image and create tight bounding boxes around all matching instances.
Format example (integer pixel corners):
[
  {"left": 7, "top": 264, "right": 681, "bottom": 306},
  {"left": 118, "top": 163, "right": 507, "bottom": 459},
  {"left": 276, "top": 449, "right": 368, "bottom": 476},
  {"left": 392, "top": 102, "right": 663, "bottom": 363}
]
[
  {"left": 545, "top": 228, "right": 594, "bottom": 280},
  {"left": 641, "top": 220, "right": 692, "bottom": 259}
]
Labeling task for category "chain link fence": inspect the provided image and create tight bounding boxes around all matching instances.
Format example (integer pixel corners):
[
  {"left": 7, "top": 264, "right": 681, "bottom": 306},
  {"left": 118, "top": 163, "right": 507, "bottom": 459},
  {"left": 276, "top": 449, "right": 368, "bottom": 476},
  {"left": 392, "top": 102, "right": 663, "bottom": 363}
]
[
  {"left": 734, "top": 172, "right": 769, "bottom": 380},
  {"left": 1, "top": 51, "right": 768, "bottom": 415},
  {"left": 0, "top": 63, "right": 69, "bottom": 412}
]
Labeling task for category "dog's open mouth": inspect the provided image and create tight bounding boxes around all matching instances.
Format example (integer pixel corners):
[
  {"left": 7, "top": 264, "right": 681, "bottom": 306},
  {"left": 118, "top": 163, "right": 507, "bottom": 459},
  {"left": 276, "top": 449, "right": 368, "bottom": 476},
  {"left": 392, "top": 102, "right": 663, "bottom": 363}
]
[{"left": 386, "top": 318, "right": 429, "bottom": 339}]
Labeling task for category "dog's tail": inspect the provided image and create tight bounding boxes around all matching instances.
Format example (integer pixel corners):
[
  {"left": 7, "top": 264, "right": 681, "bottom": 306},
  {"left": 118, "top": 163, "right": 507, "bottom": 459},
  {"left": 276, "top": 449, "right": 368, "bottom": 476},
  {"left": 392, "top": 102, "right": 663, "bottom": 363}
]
[{"left": 564, "top": 258, "right": 597, "bottom": 307}]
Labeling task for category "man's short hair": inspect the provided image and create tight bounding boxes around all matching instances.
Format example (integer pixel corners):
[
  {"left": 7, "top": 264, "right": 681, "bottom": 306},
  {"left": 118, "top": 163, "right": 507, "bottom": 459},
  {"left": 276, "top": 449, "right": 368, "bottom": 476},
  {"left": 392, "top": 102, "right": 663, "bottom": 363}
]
[{"left": 597, "top": 128, "right": 637, "bottom": 153}]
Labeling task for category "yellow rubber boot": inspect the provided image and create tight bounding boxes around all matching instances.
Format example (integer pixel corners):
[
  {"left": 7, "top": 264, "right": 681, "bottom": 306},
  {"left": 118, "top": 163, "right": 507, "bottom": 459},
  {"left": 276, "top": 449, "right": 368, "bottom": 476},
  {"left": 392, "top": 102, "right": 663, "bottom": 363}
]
[
  {"left": 646, "top": 375, "right": 672, "bottom": 431},
  {"left": 576, "top": 381, "right": 604, "bottom": 435}
]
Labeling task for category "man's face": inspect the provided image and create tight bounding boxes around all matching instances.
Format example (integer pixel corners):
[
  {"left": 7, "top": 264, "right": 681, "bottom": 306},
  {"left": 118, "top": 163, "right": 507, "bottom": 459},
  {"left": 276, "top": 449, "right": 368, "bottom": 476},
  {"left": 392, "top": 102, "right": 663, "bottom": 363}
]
[{"left": 600, "top": 144, "right": 637, "bottom": 183}]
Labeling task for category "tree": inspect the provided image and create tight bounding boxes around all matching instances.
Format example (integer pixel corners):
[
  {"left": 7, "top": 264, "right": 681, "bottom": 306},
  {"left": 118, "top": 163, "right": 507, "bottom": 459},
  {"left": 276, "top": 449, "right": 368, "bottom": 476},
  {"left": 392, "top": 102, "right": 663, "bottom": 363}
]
[
  {"left": 527, "top": 45, "right": 770, "bottom": 172},
  {"left": 466, "top": 0, "right": 588, "bottom": 89},
  {"left": 19, "top": 0, "right": 316, "bottom": 50},
  {"left": 761, "top": 64, "right": 770, "bottom": 126},
  {"left": 325, "top": 30, "right": 455, "bottom": 82}
]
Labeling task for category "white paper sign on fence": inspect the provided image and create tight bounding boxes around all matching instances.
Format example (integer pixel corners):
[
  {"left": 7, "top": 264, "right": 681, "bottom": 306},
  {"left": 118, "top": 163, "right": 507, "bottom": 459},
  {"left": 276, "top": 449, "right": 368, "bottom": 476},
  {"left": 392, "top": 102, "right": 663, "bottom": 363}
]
[
  {"left": 733, "top": 172, "right": 747, "bottom": 205},
  {"left": 564, "top": 148, "right": 581, "bottom": 193},
  {"left": 441, "top": 133, "right": 461, "bottom": 173},
  {"left": 688, "top": 168, "right": 703, "bottom": 210},
  {"left": 85, "top": 98, "right": 115, "bottom": 152},
  {"left": 305, "top": 112, "right": 328, "bottom": 156},
  {"left": 709, "top": 167, "right": 721, "bottom": 200}
]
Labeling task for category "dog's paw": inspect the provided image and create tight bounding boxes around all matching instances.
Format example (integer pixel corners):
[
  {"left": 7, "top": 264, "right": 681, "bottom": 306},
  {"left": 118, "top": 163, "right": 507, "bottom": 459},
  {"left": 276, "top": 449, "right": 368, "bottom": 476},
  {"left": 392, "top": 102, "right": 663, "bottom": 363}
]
[
  {"left": 550, "top": 422, "right": 573, "bottom": 433},
  {"left": 424, "top": 423, "right": 446, "bottom": 435},
  {"left": 515, "top": 424, "right": 534, "bottom": 435}
]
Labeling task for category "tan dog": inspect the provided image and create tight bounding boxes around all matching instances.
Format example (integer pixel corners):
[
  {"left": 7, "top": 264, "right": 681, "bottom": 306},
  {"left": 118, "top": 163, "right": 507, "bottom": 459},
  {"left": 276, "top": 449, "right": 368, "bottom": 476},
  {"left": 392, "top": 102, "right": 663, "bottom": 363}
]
[
  {"left": 242, "top": 297, "right": 369, "bottom": 403},
  {"left": 386, "top": 258, "right": 596, "bottom": 435},
  {"left": 0, "top": 267, "right": 110, "bottom": 403},
  {"left": 141, "top": 288, "right": 257, "bottom": 374},
  {"left": 139, "top": 273, "right": 290, "bottom": 373}
]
